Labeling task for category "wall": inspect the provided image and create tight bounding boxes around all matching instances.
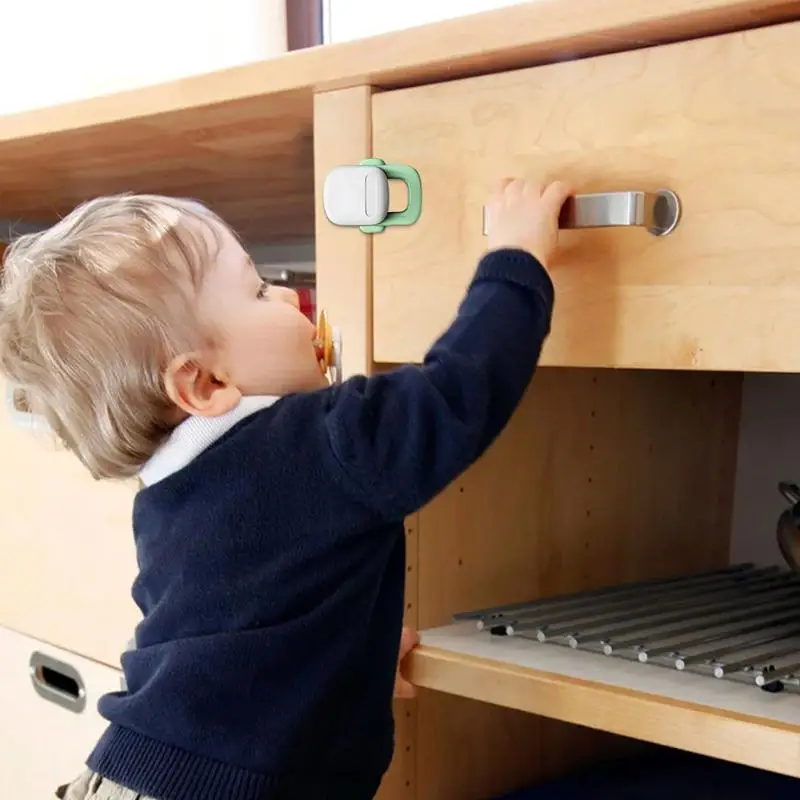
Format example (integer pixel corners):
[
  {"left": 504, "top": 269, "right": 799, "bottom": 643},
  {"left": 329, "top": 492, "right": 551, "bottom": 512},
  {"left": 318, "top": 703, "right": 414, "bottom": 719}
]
[
  {"left": 323, "top": 0, "right": 529, "bottom": 43},
  {"left": 0, "top": 1, "right": 287, "bottom": 115}
]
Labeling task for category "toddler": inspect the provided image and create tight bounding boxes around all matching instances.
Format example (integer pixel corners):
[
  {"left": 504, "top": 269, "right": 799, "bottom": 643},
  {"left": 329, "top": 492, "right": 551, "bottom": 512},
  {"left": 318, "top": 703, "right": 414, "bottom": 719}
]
[{"left": 0, "top": 177, "right": 570, "bottom": 800}]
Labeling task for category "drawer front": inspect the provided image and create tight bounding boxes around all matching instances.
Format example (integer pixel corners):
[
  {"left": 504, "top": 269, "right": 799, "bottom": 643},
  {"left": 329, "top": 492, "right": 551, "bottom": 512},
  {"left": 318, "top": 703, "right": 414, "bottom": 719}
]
[
  {"left": 0, "top": 625, "right": 122, "bottom": 796},
  {"left": 371, "top": 22, "right": 800, "bottom": 371},
  {"left": 0, "top": 379, "right": 140, "bottom": 666}
]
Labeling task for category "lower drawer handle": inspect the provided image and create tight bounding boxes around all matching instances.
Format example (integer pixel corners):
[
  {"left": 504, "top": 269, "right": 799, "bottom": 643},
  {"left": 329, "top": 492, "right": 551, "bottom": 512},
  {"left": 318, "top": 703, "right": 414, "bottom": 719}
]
[
  {"left": 29, "top": 651, "right": 87, "bottom": 714},
  {"left": 482, "top": 189, "right": 681, "bottom": 237}
]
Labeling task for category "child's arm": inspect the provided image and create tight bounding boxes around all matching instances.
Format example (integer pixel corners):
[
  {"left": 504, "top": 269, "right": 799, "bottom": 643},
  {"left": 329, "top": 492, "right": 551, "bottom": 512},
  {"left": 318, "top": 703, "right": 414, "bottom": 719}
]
[{"left": 323, "top": 178, "right": 571, "bottom": 520}]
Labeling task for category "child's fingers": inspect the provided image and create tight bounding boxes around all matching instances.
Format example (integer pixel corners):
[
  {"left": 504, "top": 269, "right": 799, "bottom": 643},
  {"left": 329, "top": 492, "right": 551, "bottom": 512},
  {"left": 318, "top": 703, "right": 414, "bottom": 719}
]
[
  {"left": 394, "top": 627, "right": 420, "bottom": 699},
  {"left": 541, "top": 180, "right": 573, "bottom": 215},
  {"left": 398, "top": 626, "right": 420, "bottom": 658},
  {"left": 393, "top": 674, "right": 418, "bottom": 699}
]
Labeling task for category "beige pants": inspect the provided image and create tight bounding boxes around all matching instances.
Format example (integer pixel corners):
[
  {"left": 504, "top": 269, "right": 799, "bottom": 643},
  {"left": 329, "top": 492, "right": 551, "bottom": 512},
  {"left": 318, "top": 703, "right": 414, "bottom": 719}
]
[{"left": 56, "top": 770, "right": 156, "bottom": 800}]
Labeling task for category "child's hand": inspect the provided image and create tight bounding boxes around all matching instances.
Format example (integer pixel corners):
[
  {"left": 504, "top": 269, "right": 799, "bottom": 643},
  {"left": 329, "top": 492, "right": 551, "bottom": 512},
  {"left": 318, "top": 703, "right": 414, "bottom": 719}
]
[
  {"left": 486, "top": 178, "right": 573, "bottom": 269},
  {"left": 393, "top": 626, "right": 420, "bottom": 699}
]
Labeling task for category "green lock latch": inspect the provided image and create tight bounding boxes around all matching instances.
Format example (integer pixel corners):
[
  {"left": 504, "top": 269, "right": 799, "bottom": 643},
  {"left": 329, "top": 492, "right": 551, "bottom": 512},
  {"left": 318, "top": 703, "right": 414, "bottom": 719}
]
[
  {"left": 322, "top": 158, "right": 423, "bottom": 234},
  {"left": 357, "top": 158, "right": 422, "bottom": 233}
]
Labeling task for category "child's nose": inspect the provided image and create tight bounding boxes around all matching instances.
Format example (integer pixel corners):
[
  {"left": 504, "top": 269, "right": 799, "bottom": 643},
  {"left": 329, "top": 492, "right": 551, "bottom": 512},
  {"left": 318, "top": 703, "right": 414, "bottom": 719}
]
[{"left": 272, "top": 286, "right": 300, "bottom": 309}]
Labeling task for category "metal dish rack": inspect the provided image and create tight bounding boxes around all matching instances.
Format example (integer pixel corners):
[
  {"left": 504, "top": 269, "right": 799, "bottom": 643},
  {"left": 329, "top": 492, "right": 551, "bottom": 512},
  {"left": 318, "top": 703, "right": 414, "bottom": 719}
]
[{"left": 455, "top": 564, "right": 800, "bottom": 695}]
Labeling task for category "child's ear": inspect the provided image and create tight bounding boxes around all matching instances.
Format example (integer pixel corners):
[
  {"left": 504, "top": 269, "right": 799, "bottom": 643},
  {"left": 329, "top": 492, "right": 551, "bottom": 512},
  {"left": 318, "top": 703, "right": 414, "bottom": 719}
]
[{"left": 163, "top": 353, "right": 241, "bottom": 418}]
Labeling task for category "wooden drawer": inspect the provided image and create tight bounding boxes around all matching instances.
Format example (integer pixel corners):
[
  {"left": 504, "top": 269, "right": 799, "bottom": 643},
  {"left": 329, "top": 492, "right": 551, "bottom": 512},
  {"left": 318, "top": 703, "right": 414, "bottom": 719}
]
[
  {"left": 0, "top": 379, "right": 140, "bottom": 667},
  {"left": 371, "top": 21, "right": 800, "bottom": 371},
  {"left": 0, "top": 624, "right": 122, "bottom": 796}
]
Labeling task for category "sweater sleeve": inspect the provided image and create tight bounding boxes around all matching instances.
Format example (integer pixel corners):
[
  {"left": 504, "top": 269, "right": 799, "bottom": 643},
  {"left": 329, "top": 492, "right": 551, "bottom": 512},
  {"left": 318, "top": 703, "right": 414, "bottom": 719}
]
[{"left": 323, "top": 248, "right": 554, "bottom": 520}]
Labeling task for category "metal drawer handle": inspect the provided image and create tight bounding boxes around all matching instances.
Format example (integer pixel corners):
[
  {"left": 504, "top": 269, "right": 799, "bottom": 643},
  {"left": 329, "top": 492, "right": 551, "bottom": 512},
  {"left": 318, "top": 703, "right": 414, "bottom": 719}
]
[
  {"left": 29, "top": 651, "right": 86, "bottom": 714},
  {"left": 482, "top": 189, "right": 681, "bottom": 237}
]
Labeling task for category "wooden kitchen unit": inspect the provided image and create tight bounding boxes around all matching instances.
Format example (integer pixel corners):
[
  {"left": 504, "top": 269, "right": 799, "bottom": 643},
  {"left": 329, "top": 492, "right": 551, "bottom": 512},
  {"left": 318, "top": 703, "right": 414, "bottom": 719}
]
[{"left": 1, "top": 1, "right": 799, "bottom": 797}]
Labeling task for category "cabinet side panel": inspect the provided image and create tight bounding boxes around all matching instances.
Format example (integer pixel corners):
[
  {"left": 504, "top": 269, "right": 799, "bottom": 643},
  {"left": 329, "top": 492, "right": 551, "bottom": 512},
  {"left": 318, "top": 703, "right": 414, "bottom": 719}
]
[{"left": 314, "top": 88, "right": 419, "bottom": 799}]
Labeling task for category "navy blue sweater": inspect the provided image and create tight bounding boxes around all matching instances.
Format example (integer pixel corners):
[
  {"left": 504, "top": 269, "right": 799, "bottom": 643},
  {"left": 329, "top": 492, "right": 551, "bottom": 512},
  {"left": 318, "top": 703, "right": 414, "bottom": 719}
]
[{"left": 87, "top": 248, "right": 554, "bottom": 800}]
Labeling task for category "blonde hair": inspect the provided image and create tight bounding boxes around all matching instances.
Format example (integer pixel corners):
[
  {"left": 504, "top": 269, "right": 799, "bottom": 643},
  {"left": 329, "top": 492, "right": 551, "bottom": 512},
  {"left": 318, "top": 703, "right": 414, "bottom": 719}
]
[{"left": 0, "top": 194, "right": 226, "bottom": 480}]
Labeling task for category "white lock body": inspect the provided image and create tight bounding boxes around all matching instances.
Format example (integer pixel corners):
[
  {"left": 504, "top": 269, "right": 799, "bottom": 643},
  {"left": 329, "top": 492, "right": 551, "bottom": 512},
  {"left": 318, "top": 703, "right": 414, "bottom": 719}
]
[{"left": 323, "top": 165, "right": 390, "bottom": 227}]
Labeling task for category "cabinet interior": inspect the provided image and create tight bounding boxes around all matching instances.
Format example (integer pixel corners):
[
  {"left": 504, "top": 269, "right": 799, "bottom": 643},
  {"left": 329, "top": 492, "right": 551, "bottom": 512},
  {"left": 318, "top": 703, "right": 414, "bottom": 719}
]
[{"left": 392, "top": 365, "right": 746, "bottom": 795}]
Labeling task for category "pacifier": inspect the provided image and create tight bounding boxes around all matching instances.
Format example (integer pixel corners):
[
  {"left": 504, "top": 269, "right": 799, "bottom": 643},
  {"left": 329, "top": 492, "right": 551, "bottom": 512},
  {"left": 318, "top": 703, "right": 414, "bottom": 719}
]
[{"left": 313, "top": 309, "right": 342, "bottom": 385}]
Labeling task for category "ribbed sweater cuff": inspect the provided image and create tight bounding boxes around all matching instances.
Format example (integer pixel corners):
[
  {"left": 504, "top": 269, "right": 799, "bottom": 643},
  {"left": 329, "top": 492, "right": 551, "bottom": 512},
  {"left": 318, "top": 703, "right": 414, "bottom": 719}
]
[
  {"left": 88, "top": 725, "right": 381, "bottom": 800},
  {"left": 473, "top": 247, "right": 555, "bottom": 311}
]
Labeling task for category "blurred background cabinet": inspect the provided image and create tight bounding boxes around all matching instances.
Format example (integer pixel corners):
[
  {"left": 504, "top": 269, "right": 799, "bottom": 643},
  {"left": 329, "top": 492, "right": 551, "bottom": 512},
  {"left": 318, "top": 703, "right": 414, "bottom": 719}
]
[{"left": 0, "top": 625, "right": 124, "bottom": 796}]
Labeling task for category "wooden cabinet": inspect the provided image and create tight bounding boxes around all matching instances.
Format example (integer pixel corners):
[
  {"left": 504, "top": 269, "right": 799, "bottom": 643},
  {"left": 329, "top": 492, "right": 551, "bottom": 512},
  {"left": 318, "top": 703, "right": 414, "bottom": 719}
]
[
  {"left": 0, "top": 1, "right": 799, "bottom": 797},
  {"left": 311, "top": 14, "right": 800, "bottom": 798},
  {"left": 0, "top": 378, "right": 140, "bottom": 667},
  {"left": 0, "top": 625, "right": 124, "bottom": 796},
  {"left": 372, "top": 22, "right": 800, "bottom": 372}
]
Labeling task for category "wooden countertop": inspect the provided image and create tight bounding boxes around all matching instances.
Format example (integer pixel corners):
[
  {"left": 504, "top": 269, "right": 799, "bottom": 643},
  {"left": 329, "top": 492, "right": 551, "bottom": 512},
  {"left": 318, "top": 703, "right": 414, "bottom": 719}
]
[
  {"left": 410, "top": 623, "right": 800, "bottom": 778},
  {"left": 1, "top": 0, "right": 799, "bottom": 241}
]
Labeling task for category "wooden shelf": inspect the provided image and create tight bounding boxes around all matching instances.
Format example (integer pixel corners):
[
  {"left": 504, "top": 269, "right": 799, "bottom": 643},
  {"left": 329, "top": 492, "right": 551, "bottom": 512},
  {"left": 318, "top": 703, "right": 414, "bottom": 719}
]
[
  {"left": 1, "top": 0, "right": 799, "bottom": 240},
  {"left": 408, "top": 623, "right": 800, "bottom": 778}
]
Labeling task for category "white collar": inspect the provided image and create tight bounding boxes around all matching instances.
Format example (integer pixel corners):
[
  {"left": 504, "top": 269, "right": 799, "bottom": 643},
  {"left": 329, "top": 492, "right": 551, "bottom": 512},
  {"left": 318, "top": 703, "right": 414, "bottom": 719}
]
[{"left": 139, "top": 395, "right": 279, "bottom": 487}]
